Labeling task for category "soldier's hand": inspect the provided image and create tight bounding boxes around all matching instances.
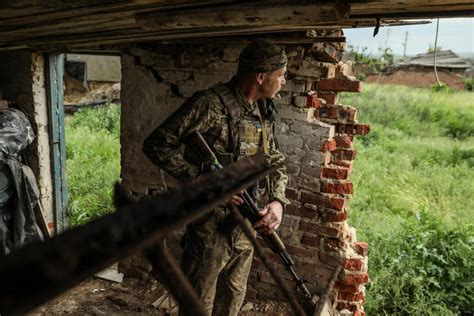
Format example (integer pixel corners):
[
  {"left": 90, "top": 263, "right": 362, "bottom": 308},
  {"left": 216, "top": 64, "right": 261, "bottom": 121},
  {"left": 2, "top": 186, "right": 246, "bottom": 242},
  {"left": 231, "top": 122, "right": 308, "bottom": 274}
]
[
  {"left": 254, "top": 201, "right": 283, "bottom": 235},
  {"left": 230, "top": 194, "right": 244, "bottom": 206}
]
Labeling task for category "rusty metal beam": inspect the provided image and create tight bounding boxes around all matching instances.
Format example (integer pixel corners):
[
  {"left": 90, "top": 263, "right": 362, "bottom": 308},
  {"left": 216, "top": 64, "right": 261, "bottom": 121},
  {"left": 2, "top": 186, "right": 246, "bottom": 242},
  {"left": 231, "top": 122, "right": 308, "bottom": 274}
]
[{"left": 0, "top": 154, "right": 272, "bottom": 315}]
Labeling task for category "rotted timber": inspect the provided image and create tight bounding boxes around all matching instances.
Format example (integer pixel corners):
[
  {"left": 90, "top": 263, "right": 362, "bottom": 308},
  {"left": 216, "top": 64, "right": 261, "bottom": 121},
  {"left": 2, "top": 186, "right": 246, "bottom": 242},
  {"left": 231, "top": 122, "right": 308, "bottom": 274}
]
[{"left": 0, "top": 154, "right": 273, "bottom": 315}]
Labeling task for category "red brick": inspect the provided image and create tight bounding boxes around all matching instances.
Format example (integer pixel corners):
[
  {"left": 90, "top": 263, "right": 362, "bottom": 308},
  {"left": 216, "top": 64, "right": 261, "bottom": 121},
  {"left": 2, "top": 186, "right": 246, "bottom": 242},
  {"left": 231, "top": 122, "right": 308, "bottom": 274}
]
[
  {"left": 320, "top": 139, "right": 337, "bottom": 152},
  {"left": 321, "top": 181, "right": 353, "bottom": 195},
  {"left": 332, "top": 149, "right": 356, "bottom": 161},
  {"left": 320, "top": 167, "right": 349, "bottom": 180},
  {"left": 316, "top": 79, "right": 362, "bottom": 92},
  {"left": 316, "top": 225, "right": 343, "bottom": 238},
  {"left": 338, "top": 107, "right": 357, "bottom": 121},
  {"left": 355, "top": 124, "right": 370, "bottom": 135},
  {"left": 334, "top": 281, "right": 362, "bottom": 294},
  {"left": 285, "top": 244, "right": 316, "bottom": 258},
  {"left": 318, "top": 252, "right": 345, "bottom": 266},
  {"left": 338, "top": 291, "right": 364, "bottom": 302},
  {"left": 301, "top": 234, "right": 320, "bottom": 247},
  {"left": 317, "top": 92, "right": 338, "bottom": 105},
  {"left": 300, "top": 221, "right": 315, "bottom": 233},
  {"left": 341, "top": 273, "right": 369, "bottom": 284},
  {"left": 337, "top": 302, "right": 363, "bottom": 313},
  {"left": 334, "top": 135, "right": 353, "bottom": 148},
  {"left": 315, "top": 106, "right": 337, "bottom": 119},
  {"left": 345, "top": 258, "right": 364, "bottom": 271},
  {"left": 296, "top": 206, "right": 318, "bottom": 218},
  {"left": 322, "top": 238, "right": 346, "bottom": 251},
  {"left": 306, "top": 95, "right": 321, "bottom": 108},
  {"left": 354, "top": 241, "right": 369, "bottom": 256},
  {"left": 301, "top": 191, "right": 346, "bottom": 211},
  {"left": 335, "top": 123, "right": 370, "bottom": 136},
  {"left": 332, "top": 159, "right": 352, "bottom": 169},
  {"left": 315, "top": 106, "right": 356, "bottom": 122},
  {"left": 323, "top": 211, "right": 347, "bottom": 222},
  {"left": 285, "top": 188, "right": 299, "bottom": 200},
  {"left": 285, "top": 204, "right": 299, "bottom": 216},
  {"left": 337, "top": 302, "right": 355, "bottom": 311}
]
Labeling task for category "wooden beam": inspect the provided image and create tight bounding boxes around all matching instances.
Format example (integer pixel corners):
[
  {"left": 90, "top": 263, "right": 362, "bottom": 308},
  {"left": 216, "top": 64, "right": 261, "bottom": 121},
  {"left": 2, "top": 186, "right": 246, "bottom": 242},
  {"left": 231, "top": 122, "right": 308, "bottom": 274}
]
[
  {"left": 0, "top": 19, "right": 431, "bottom": 52},
  {"left": 0, "top": 154, "right": 273, "bottom": 315},
  {"left": 0, "top": 0, "right": 225, "bottom": 26},
  {"left": 137, "top": 2, "right": 342, "bottom": 30}
]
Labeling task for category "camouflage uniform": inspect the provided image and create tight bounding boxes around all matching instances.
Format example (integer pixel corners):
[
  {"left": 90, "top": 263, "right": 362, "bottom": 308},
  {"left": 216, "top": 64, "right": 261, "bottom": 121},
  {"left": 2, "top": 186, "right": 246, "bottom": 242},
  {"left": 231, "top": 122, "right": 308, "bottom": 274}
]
[{"left": 143, "top": 41, "right": 289, "bottom": 316}]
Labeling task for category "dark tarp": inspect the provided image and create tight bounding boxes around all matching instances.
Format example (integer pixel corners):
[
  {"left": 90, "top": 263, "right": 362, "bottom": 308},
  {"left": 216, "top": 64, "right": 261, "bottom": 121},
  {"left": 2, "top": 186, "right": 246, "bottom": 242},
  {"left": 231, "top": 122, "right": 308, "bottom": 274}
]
[{"left": 0, "top": 109, "right": 43, "bottom": 255}]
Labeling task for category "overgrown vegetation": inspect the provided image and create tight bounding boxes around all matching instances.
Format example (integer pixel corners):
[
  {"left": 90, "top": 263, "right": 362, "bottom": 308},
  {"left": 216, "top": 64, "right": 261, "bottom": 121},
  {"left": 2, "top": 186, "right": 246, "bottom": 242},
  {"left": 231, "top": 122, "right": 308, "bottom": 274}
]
[
  {"left": 346, "top": 45, "right": 395, "bottom": 78},
  {"left": 465, "top": 78, "right": 474, "bottom": 92},
  {"left": 65, "top": 85, "right": 473, "bottom": 314},
  {"left": 66, "top": 104, "right": 120, "bottom": 227},
  {"left": 340, "top": 84, "right": 474, "bottom": 315}
]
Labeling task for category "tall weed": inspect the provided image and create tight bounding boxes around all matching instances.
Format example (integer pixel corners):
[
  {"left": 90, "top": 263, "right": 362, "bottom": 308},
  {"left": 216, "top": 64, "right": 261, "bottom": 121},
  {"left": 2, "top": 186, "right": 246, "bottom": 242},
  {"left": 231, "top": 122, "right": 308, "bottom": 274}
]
[
  {"left": 65, "top": 104, "right": 120, "bottom": 227},
  {"left": 340, "top": 84, "right": 474, "bottom": 314}
]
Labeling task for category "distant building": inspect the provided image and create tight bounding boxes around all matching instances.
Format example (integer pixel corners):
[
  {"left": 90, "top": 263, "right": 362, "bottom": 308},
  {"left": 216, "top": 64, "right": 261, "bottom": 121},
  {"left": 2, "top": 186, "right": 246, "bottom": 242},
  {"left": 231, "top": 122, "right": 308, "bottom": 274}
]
[
  {"left": 366, "top": 50, "right": 472, "bottom": 90},
  {"left": 398, "top": 50, "right": 472, "bottom": 75}
]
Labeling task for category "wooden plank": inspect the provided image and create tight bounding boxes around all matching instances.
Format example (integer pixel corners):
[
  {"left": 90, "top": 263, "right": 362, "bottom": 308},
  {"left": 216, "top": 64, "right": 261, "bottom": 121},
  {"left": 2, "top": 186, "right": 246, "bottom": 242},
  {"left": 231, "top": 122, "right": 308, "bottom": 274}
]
[
  {"left": 0, "top": 154, "right": 273, "bottom": 315},
  {"left": 0, "top": 19, "right": 429, "bottom": 52},
  {"left": 137, "top": 2, "right": 341, "bottom": 30},
  {"left": 46, "top": 54, "right": 68, "bottom": 234},
  {"left": 0, "top": 18, "right": 136, "bottom": 41},
  {"left": 0, "top": 0, "right": 226, "bottom": 25}
]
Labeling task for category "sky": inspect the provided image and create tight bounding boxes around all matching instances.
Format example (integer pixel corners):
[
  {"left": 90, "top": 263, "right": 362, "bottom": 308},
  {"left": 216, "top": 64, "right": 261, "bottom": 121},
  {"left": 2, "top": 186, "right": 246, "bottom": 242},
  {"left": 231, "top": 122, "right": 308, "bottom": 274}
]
[{"left": 343, "top": 18, "right": 474, "bottom": 57}]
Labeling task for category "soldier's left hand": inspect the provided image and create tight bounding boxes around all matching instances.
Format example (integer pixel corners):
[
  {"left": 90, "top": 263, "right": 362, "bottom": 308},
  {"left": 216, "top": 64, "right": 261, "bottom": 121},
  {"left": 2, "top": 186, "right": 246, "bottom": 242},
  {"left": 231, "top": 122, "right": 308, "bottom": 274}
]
[{"left": 254, "top": 201, "right": 283, "bottom": 234}]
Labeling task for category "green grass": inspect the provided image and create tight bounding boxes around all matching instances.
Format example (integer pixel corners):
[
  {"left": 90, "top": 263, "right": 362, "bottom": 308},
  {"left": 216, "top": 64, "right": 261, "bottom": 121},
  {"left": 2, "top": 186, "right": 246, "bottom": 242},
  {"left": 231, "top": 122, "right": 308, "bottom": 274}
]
[
  {"left": 64, "top": 86, "right": 474, "bottom": 314},
  {"left": 340, "top": 84, "right": 474, "bottom": 315},
  {"left": 65, "top": 104, "right": 121, "bottom": 227}
]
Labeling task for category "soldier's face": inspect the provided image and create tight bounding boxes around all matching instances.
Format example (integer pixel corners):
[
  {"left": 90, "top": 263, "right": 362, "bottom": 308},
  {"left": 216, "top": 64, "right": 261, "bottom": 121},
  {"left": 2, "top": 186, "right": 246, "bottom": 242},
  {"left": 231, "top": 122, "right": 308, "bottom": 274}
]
[{"left": 259, "top": 66, "right": 287, "bottom": 98}]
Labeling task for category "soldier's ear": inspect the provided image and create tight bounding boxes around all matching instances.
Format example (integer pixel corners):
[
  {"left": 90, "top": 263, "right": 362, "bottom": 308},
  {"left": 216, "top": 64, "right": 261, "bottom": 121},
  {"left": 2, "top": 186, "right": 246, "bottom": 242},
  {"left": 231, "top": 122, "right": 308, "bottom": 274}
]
[{"left": 256, "top": 73, "right": 266, "bottom": 85}]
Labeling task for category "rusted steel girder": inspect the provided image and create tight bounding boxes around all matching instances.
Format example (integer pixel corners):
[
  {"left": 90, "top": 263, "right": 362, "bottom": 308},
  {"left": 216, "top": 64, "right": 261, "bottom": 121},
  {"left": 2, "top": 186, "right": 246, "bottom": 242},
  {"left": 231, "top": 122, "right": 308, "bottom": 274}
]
[{"left": 0, "top": 154, "right": 272, "bottom": 315}]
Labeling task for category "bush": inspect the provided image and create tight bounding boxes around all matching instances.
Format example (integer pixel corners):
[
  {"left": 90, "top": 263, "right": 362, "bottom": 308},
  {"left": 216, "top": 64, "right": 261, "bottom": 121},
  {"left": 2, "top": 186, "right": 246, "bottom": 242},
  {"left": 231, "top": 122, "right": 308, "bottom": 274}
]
[
  {"left": 365, "top": 214, "right": 473, "bottom": 315},
  {"left": 464, "top": 78, "right": 474, "bottom": 91},
  {"left": 68, "top": 103, "right": 120, "bottom": 135},
  {"left": 340, "top": 84, "right": 474, "bottom": 315},
  {"left": 66, "top": 104, "right": 120, "bottom": 227},
  {"left": 430, "top": 83, "right": 454, "bottom": 93}
]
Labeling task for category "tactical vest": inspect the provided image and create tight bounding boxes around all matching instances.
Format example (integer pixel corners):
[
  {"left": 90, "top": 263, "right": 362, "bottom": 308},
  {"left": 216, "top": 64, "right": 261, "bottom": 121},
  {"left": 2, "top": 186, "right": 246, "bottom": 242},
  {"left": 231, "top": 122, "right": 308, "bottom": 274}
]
[{"left": 211, "top": 83, "right": 274, "bottom": 200}]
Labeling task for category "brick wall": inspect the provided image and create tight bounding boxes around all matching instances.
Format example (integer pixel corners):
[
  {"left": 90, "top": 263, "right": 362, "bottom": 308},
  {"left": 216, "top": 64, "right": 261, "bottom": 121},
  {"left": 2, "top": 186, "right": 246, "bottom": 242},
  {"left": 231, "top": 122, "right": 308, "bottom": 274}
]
[{"left": 120, "top": 33, "right": 369, "bottom": 315}]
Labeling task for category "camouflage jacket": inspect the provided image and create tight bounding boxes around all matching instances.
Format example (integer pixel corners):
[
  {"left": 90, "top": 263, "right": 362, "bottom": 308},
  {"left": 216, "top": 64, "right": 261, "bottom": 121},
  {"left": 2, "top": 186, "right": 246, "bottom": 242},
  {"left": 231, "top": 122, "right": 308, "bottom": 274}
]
[{"left": 143, "top": 78, "right": 289, "bottom": 206}]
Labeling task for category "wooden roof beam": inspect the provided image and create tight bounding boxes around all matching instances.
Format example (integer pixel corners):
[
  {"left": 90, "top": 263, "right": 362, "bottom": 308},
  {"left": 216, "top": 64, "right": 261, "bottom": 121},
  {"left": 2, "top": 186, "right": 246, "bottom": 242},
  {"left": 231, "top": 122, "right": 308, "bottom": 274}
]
[{"left": 137, "top": 2, "right": 350, "bottom": 31}]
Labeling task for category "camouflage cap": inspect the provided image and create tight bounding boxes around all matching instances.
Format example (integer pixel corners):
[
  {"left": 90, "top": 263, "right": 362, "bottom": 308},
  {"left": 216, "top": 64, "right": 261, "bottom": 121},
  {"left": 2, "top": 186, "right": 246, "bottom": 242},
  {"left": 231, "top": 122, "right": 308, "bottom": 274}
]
[{"left": 237, "top": 40, "right": 287, "bottom": 74}]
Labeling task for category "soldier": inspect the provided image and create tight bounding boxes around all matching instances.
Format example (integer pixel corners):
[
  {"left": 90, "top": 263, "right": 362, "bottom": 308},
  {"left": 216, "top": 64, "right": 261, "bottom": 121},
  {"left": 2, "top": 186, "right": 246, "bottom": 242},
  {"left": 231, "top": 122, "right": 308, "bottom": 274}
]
[{"left": 143, "top": 40, "right": 289, "bottom": 316}]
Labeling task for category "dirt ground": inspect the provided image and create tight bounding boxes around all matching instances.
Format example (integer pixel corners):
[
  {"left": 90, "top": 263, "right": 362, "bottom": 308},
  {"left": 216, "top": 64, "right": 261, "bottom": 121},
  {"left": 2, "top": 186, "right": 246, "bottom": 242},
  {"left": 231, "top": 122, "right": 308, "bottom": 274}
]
[
  {"left": 30, "top": 276, "right": 293, "bottom": 316},
  {"left": 366, "top": 68, "right": 467, "bottom": 90},
  {"left": 64, "top": 73, "right": 120, "bottom": 105}
]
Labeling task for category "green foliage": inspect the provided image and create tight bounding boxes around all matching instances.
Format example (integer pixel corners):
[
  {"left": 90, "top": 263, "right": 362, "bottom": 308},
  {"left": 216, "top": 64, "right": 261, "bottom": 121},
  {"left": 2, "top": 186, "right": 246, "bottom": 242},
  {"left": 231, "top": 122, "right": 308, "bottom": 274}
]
[
  {"left": 341, "top": 84, "right": 474, "bottom": 139},
  {"left": 66, "top": 104, "right": 121, "bottom": 227},
  {"left": 366, "top": 214, "right": 473, "bottom": 315},
  {"left": 68, "top": 103, "right": 121, "bottom": 135},
  {"left": 464, "top": 78, "right": 474, "bottom": 92},
  {"left": 346, "top": 45, "right": 395, "bottom": 74},
  {"left": 430, "top": 83, "right": 454, "bottom": 94},
  {"left": 427, "top": 45, "right": 444, "bottom": 53},
  {"left": 340, "top": 84, "right": 474, "bottom": 315}
]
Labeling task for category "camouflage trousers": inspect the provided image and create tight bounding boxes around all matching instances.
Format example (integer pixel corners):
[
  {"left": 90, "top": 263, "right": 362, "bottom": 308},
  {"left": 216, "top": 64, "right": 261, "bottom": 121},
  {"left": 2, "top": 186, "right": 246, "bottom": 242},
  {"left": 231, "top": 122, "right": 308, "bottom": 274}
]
[{"left": 180, "top": 207, "right": 255, "bottom": 316}]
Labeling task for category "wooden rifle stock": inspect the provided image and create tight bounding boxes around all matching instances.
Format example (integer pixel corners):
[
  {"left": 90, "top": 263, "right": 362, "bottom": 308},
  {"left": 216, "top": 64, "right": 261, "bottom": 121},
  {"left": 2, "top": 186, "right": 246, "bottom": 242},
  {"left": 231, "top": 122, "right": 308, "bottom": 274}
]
[{"left": 186, "top": 130, "right": 312, "bottom": 299}]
